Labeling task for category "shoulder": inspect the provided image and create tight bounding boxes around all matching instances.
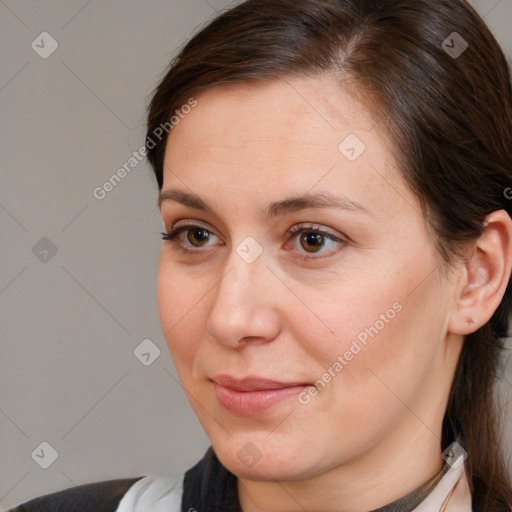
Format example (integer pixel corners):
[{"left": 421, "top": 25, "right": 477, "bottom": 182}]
[
  {"left": 6, "top": 448, "right": 214, "bottom": 512},
  {"left": 6, "top": 476, "right": 145, "bottom": 512}
]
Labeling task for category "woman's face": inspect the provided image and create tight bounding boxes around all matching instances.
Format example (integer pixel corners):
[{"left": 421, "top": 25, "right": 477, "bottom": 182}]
[{"left": 157, "top": 76, "right": 461, "bottom": 481}]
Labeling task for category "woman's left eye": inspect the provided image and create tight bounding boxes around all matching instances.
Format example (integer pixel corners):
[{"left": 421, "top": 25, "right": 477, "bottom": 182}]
[
  {"left": 160, "top": 223, "right": 346, "bottom": 260},
  {"left": 285, "top": 224, "right": 346, "bottom": 259}
]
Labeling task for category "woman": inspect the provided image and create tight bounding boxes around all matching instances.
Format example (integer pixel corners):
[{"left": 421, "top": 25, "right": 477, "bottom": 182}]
[{"left": 9, "top": 0, "right": 512, "bottom": 510}]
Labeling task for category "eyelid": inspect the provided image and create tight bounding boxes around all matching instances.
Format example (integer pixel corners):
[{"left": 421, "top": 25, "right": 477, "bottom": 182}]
[
  {"left": 165, "top": 220, "right": 343, "bottom": 241},
  {"left": 171, "top": 219, "right": 213, "bottom": 232},
  {"left": 287, "top": 223, "right": 342, "bottom": 240}
]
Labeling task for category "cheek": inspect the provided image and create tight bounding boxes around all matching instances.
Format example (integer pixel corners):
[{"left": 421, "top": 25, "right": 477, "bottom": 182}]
[
  {"left": 288, "top": 275, "right": 406, "bottom": 368},
  {"left": 318, "top": 288, "right": 445, "bottom": 440},
  {"left": 156, "top": 257, "right": 204, "bottom": 373},
  {"left": 297, "top": 260, "right": 443, "bottom": 402}
]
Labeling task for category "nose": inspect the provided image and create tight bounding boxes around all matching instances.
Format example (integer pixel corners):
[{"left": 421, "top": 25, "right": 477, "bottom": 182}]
[{"left": 205, "top": 243, "right": 281, "bottom": 348}]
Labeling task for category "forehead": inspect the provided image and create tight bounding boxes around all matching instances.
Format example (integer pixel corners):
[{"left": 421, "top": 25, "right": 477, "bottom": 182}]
[
  {"left": 167, "top": 75, "right": 378, "bottom": 152},
  {"left": 161, "top": 76, "right": 408, "bottom": 218}
]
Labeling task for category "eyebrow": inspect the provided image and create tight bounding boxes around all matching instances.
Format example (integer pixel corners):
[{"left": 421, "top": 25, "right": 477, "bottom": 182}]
[{"left": 158, "top": 188, "right": 372, "bottom": 218}]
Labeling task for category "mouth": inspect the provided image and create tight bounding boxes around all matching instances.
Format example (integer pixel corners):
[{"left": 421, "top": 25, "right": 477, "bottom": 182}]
[{"left": 210, "top": 375, "right": 311, "bottom": 416}]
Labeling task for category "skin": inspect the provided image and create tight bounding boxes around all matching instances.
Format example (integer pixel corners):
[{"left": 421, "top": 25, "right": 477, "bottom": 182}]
[{"left": 156, "top": 75, "right": 512, "bottom": 512}]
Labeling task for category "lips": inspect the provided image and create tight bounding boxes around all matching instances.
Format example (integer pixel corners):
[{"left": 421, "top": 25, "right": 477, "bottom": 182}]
[{"left": 210, "top": 375, "right": 310, "bottom": 416}]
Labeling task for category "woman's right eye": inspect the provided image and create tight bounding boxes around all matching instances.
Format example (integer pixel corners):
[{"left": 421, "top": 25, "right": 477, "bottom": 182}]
[{"left": 161, "top": 224, "right": 220, "bottom": 252}]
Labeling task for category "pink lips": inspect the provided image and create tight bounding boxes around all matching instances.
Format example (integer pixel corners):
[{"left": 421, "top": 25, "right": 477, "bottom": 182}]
[{"left": 211, "top": 375, "right": 309, "bottom": 416}]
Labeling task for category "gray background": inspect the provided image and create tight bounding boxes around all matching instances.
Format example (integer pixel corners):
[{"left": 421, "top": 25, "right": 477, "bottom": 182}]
[{"left": 1, "top": 0, "right": 512, "bottom": 509}]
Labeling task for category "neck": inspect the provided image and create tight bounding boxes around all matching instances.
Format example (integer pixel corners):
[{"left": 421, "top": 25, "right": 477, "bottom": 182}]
[{"left": 237, "top": 421, "right": 445, "bottom": 512}]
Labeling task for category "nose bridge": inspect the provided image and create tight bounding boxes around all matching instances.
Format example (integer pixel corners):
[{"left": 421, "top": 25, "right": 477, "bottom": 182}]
[
  {"left": 213, "top": 238, "right": 267, "bottom": 317},
  {"left": 219, "top": 234, "right": 268, "bottom": 303},
  {"left": 206, "top": 237, "right": 280, "bottom": 345}
]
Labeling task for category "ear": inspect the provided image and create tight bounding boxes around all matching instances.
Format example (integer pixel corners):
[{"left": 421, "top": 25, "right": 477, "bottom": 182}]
[{"left": 448, "top": 209, "right": 512, "bottom": 335}]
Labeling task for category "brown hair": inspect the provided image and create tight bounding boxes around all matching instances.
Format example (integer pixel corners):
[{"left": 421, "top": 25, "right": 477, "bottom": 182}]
[{"left": 145, "top": 0, "right": 512, "bottom": 509}]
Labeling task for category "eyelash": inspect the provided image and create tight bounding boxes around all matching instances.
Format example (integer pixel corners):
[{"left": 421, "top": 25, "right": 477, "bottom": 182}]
[{"left": 160, "top": 223, "right": 347, "bottom": 261}]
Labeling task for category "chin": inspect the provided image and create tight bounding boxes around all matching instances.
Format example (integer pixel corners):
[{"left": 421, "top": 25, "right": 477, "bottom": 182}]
[
  {"left": 221, "top": 452, "right": 306, "bottom": 481},
  {"left": 210, "top": 435, "right": 327, "bottom": 482}
]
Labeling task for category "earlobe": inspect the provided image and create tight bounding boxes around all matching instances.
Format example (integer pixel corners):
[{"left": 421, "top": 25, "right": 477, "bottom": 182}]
[
  {"left": 448, "top": 209, "right": 512, "bottom": 335},
  {"left": 464, "top": 314, "right": 476, "bottom": 326}
]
